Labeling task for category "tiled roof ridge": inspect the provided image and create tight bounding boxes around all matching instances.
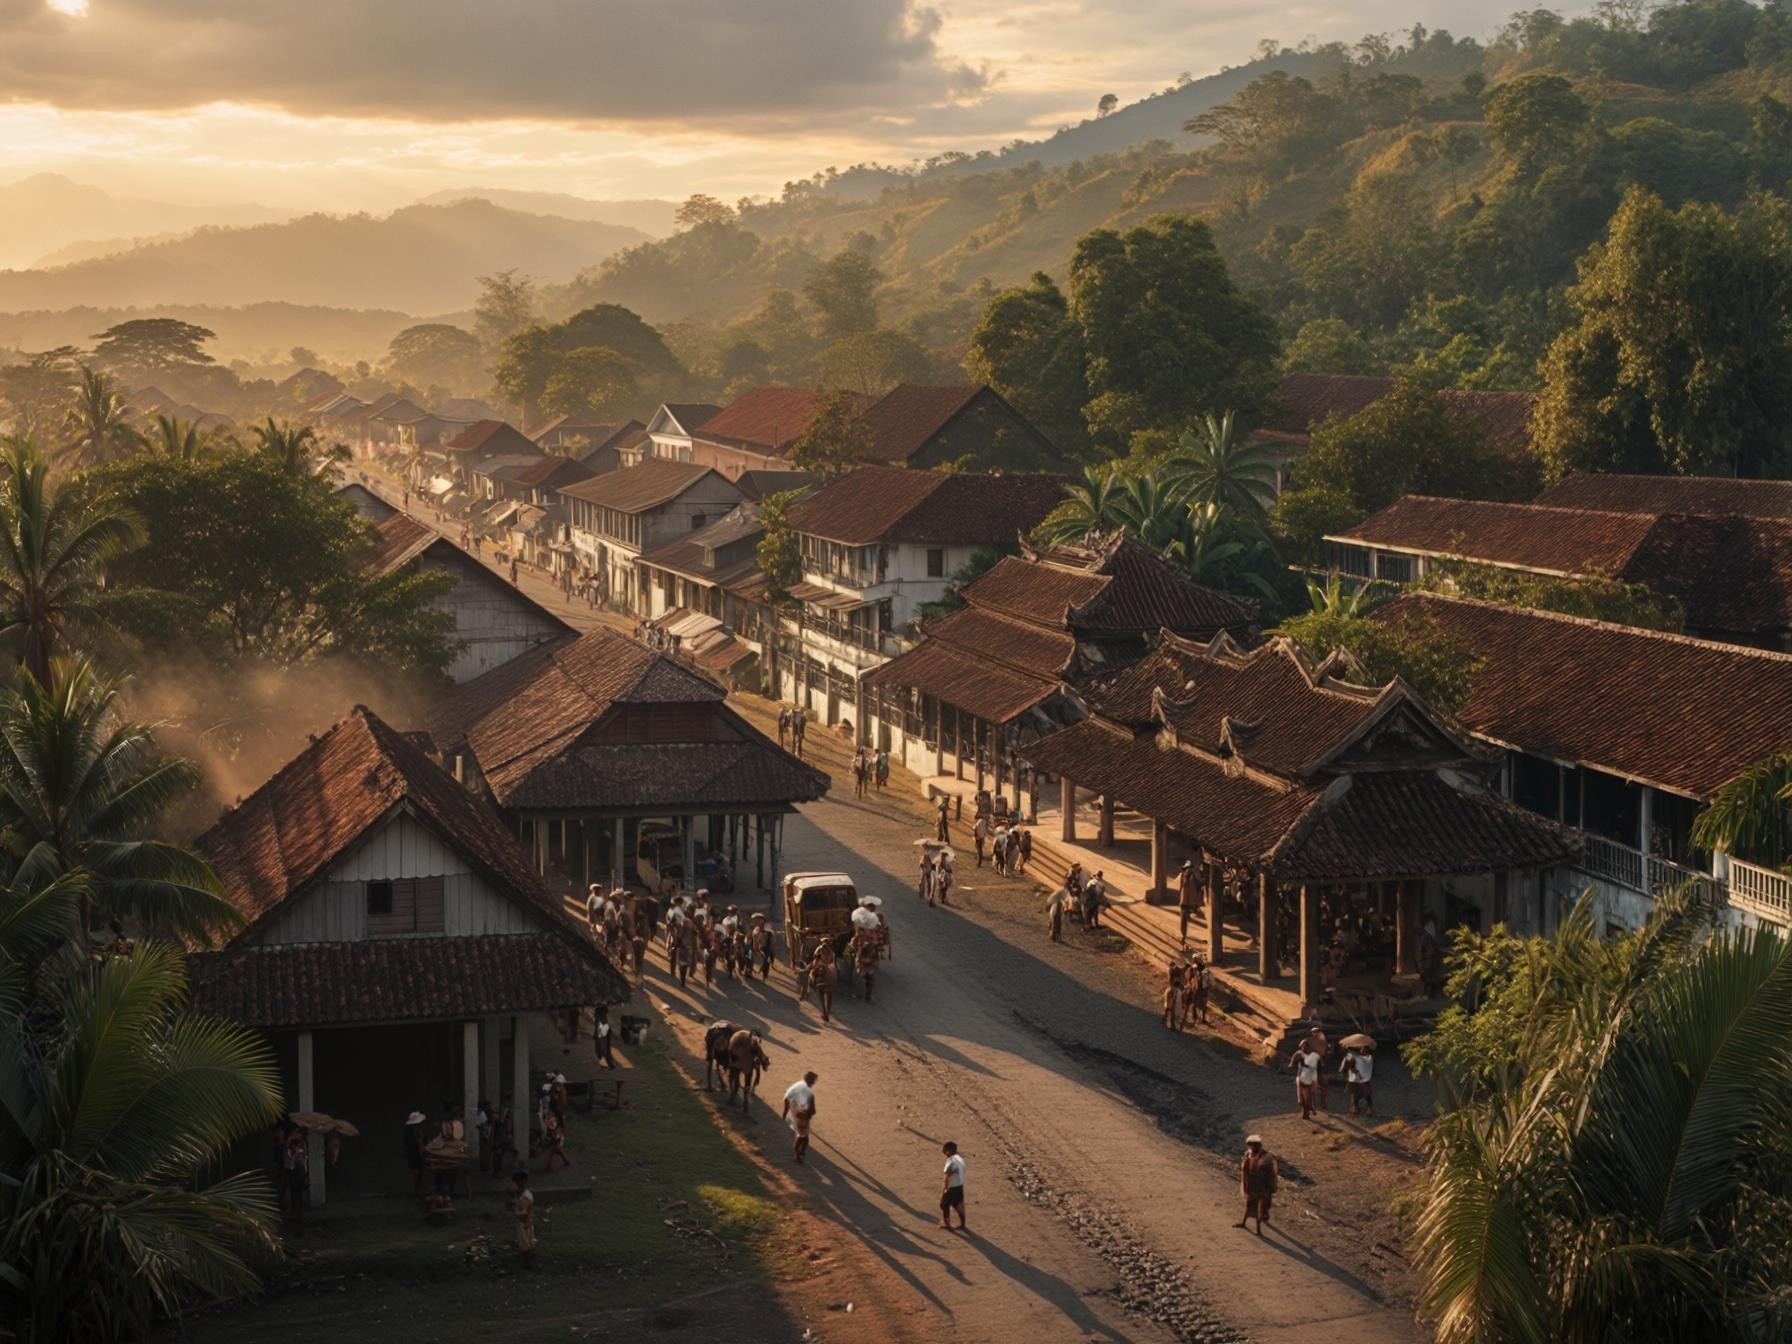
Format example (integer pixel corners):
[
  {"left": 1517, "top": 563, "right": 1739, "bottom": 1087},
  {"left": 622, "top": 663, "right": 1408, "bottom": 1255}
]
[
  {"left": 1397, "top": 590, "right": 1792, "bottom": 663},
  {"left": 1152, "top": 629, "right": 1388, "bottom": 704},
  {"left": 920, "top": 606, "right": 1077, "bottom": 678}
]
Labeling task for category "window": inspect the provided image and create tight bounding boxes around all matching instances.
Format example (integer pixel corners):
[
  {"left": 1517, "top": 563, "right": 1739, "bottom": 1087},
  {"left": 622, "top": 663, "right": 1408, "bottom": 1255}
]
[
  {"left": 926, "top": 548, "right": 945, "bottom": 578},
  {"left": 691, "top": 514, "right": 706, "bottom": 530},
  {"left": 365, "top": 876, "right": 446, "bottom": 936}
]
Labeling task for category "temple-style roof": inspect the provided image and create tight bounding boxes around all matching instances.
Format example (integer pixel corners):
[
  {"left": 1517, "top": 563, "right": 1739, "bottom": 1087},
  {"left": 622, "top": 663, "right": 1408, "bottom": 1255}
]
[
  {"left": 1022, "top": 632, "right": 1576, "bottom": 880},
  {"left": 427, "top": 627, "right": 827, "bottom": 812}
]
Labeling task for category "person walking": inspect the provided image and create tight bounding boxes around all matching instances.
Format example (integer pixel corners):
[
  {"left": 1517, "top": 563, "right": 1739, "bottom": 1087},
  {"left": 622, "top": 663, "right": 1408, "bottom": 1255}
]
[
  {"left": 512, "top": 1170, "right": 536, "bottom": 1266},
  {"left": 782, "top": 1071, "right": 818, "bottom": 1163},
  {"left": 1017, "top": 827, "right": 1032, "bottom": 875},
  {"left": 936, "top": 796, "right": 951, "bottom": 843},
  {"left": 1188, "top": 956, "right": 1212, "bottom": 1026},
  {"left": 284, "top": 1128, "right": 310, "bottom": 1224},
  {"left": 1045, "top": 884, "right": 1071, "bottom": 942},
  {"left": 1177, "top": 860, "right": 1199, "bottom": 941},
  {"left": 973, "top": 812, "right": 988, "bottom": 867},
  {"left": 938, "top": 1141, "right": 967, "bottom": 1230},
  {"left": 586, "top": 883, "right": 603, "bottom": 936},
  {"left": 1163, "top": 962, "right": 1184, "bottom": 1030},
  {"left": 593, "top": 1006, "right": 616, "bottom": 1069},
  {"left": 1291, "top": 1037, "right": 1321, "bottom": 1120},
  {"left": 1345, "top": 1046, "right": 1375, "bottom": 1116},
  {"left": 853, "top": 748, "right": 868, "bottom": 799},
  {"left": 875, "top": 748, "right": 889, "bottom": 791},
  {"left": 1237, "top": 1136, "right": 1279, "bottom": 1235},
  {"left": 778, "top": 706, "right": 790, "bottom": 749},
  {"left": 808, "top": 941, "right": 838, "bottom": 1022}
]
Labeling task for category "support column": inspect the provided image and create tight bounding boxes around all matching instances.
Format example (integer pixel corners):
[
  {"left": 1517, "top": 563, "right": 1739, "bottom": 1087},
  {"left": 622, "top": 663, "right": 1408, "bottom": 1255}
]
[
  {"left": 1258, "top": 873, "right": 1276, "bottom": 981},
  {"left": 755, "top": 816, "right": 766, "bottom": 888},
  {"left": 993, "top": 727, "right": 1005, "bottom": 799},
  {"left": 1638, "top": 786, "right": 1654, "bottom": 856},
  {"left": 974, "top": 719, "right": 985, "bottom": 793},
  {"left": 952, "top": 708, "right": 964, "bottom": 781},
  {"left": 610, "top": 817, "right": 623, "bottom": 889},
  {"left": 580, "top": 819, "right": 591, "bottom": 888},
  {"left": 1028, "top": 769, "right": 1038, "bottom": 823},
  {"left": 298, "top": 1030, "right": 323, "bottom": 1207},
  {"left": 461, "top": 1021, "right": 480, "bottom": 1151},
  {"left": 1060, "top": 776, "right": 1077, "bottom": 843},
  {"left": 1011, "top": 750, "right": 1023, "bottom": 815},
  {"left": 1298, "top": 884, "right": 1321, "bottom": 1009},
  {"left": 1150, "top": 818, "right": 1168, "bottom": 900},
  {"left": 1098, "top": 794, "right": 1116, "bottom": 848},
  {"left": 1205, "top": 861, "right": 1224, "bottom": 965},
  {"left": 681, "top": 818, "right": 695, "bottom": 892},
  {"left": 1492, "top": 869, "right": 1510, "bottom": 930},
  {"left": 481, "top": 1016, "right": 501, "bottom": 1106},
  {"left": 511, "top": 1015, "right": 531, "bottom": 1152},
  {"left": 1396, "top": 878, "right": 1421, "bottom": 976}
]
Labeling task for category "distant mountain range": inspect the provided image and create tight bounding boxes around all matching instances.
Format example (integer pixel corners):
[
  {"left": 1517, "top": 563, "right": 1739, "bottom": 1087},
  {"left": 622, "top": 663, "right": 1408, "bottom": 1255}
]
[
  {"left": 0, "top": 199, "right": 651, "bottom": 313},
  {"left": 417, "top": 188, "right": 677, "bottom": 236},
  {"left": 0, "top": 173, "right": 289, "bottom": 271}
]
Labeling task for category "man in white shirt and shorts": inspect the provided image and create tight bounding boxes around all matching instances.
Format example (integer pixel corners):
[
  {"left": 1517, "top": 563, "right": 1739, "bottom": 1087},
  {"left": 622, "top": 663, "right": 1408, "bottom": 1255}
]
[
  {"left": 782, "top": 1071, "right": 818, "bottom": 1162},
  {"left": 939, "top": 1141, "right": 967, "bottom": 1230}
]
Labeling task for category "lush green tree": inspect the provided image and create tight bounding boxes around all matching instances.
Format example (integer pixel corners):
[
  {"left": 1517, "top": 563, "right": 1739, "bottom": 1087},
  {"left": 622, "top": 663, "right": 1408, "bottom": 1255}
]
[
  {"left": 1167, "top": 412, "right": 1279, "bottom": 519},
  {"left": 473, "top": 268, "right": 537, "bottom": 356},
  {"left": 1534, "top": 188, "right": 1792, "bottom": 480},
  {"left": 676, "top": 193, "right": 734, "bottom": 228},
  {"left": 1276, "top": 601, "right": 1480, "bottom": 712},
  {"left": 1485, "top": 72, "right": 1590, "bottom": 173},
  {"left": 716, "top": 337, "right": 772, "bottom": 395},
  {"left": 251, "top": 417, "right": 345, "bottom": 476},
  {"left": 0, "top": 939, "right": 282, "bottom": 1341},
  {"left": 1289, "top": 171, "right": 1441, "bottom": 331},
  {"left": 0, "top": 346, "right": 80, "bottom": 441},
  {"left": 1406, "top": 892, "right": 1792, "bottom": 1343},
  {"left": 755, "top": 489, "right": 805, "bottom": 603},
  {"left": 385, "top": 323, "right": 484, "bottom": 391},
  {"left": 1421, "top": 558, "right": 1684, "bottom": 632},
  {"left": 1691, "top": 751, "right": 1792, "bottom": 868},
  {"left": 1035, "top": 464, "right": 1126, "bottom": 545},
  {"left": 965, "top": 272, "right": 1089, "bottom": 455},
  {"left": 148, "top": 414, "right": 229, "bottom": 461},
  {"left": 100, "top": 451, "right": 457, "bottom": 676},
  {"left": 62, "top": 368, "right": 142, "bottom": 467},
  {"left": 787, "top": 390, "right": 872, "bottom": 479},
  {"left": 1269, "top": 481, "right": 1359, "bottom": 565},
  {"left": 1109, "top": 470, "right": 1189, "bottom": 552},
  {"left": 1281, "top": 318, "right": 1381, "bottom": 375},
  {"left": 494, "top": 303, "right": 685, "bottom": 421},
  {"left": 1185, "top": 71, "right": 1346, "bottom": 177},
  {"left": 0, "top": 440, "right": 142, "bottom": 683},
  {"left": 812, "top": 329, "right": 938, "bottom": 396},
  {"left": 1069, "top": 215, "right": 1279, "bottom": 449},
  {"left": 0, "top": 659, "right": 236, "bottom": 941},
  {"left": 540, "top": 346, "right": 639, "bottom": 419},
  {"left": 1439, "top": 124, "right": 1480, "bottom": 200},
  {"left": 89, "top": 319, "right": 217, "bottom": 378},
  {"left": 804, "top": 246, "right": 882, "bottom": 343}
]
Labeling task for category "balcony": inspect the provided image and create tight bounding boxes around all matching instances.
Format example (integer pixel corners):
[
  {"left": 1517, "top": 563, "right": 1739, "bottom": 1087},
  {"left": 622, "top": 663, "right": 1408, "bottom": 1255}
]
[
  {"left": 1576, "top": 834, "right": 1790, "bottom": 927},
  {"left": 1728, "top": 857, "right": 1792, "bottom": 926}
]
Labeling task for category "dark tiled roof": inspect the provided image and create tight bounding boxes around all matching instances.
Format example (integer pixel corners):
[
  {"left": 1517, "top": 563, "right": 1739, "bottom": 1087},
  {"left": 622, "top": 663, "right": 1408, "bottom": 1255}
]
[
  {"left": 964, "top": 534, "right": 1258, "bottom": 637},
  {"left": 1260, "top": 373, "right": 1535, "bottom": 451},
  {"left": 1536, "top": 473, "right": 1792, "bottom": 520},
  {"left": 195, "top": 707, "right": 563, "bottom": 939},
  {"left": 924, "top": 604, "right": 1077, "bottom": 679},
  {"left": 366, "top": 512, "right": 436, "bottom": 575},
  {"left": 445, "top": 420, "right": 540, "bottom": 459},
  {"left": 789, "top": 466, "right": 1064, "bottom": 546},
  {"left": 661, "top": 403, "right": 723, "bottom": 432},
  {"left": 734, "top": 469, "right": 814, "bottom": 502},
  {"left": 493, "top": 455, "right": 595, "bottom": 490},
  {"left": 1374, "top": 593, "right": 1792, "bottom": 797},
  {"left": 558, "top": 458, "right": 724, "bottom": 513},
  {"left": 189, "top": 932, "right": 628, "bottom": 1028},
  {"left": 857, "top": 384, "right": 984, "bottom": 463},
  {"left": 694, "top": 386, "right": 839, "bottom": 452},
  {"left": 862, "top": 630, "right": 1062, "bottom": 724},
  {"left": 1621, "top": 514, "right": 1792, "bottom": 636},
  {"left": 497, "top": 735, "right": 827, "bottom": 810},
  {"left": 1336, "top": 497, "right": 1661, "bottom": 575}
]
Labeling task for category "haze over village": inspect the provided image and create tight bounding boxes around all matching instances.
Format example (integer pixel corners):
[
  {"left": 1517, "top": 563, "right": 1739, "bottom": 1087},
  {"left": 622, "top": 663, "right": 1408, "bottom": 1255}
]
[{"left": 3, "top": 3, "right": 1792, "bottom": 1343}]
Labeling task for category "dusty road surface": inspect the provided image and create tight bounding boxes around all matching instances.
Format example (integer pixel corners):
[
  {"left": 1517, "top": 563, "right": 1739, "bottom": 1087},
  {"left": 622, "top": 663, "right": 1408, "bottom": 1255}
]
[{"left": 647, "top": 778, "right": 1427, "bottom": 1344}]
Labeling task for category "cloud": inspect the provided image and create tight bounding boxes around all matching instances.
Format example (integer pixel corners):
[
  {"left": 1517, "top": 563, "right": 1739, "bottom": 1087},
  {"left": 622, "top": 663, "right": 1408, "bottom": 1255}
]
[{"left": 0, "top": 0, "right": 988, "bottom": 127}]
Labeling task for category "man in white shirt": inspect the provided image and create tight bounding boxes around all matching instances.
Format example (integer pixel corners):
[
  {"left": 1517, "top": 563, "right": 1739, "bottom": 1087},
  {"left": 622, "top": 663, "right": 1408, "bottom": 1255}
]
[
  {"left": 938, "top": 1141, "right": 967, "bottom": 1230},
  {"left": 1291, "top": 1039, "right": 1321, "bottom": 1120},
  {"left": 1345, "top": 1048, "right": 1375, "bottom": 1116},
  {"left": 585, "top": 884, "right": 602, "bottom": 933},
  {"left": 781, "top": 1070, "right": 819, "bottom": 1162}
]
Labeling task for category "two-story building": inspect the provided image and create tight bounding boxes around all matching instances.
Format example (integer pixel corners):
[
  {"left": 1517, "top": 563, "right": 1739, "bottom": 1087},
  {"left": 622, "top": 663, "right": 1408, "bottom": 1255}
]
[
  {"left": 635, "top": 504, "right": 773, "bottom": 685},
  {"left": 640, "top": 403, "right": 722, "bottom": 465},
  {"left": 187, "top": 706, "right": 627, "bottom": 1202},
  {"left": 1370, "top": 593, "right": 1792, "bottom": 934},
  {"left": 777, "top": 466, "right": 1064, "bottom": 728},
  {"left": 558, "top": 459, "right": 743, "bottom": 612},
  {"left": 686, "top": 386, "right": 853, "bottom": 477}
]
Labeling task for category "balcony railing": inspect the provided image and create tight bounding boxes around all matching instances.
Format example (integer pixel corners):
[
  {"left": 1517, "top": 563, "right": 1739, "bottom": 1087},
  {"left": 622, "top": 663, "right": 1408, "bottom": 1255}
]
[
  {"left": 1577, "top": 833, "right": 1726, "bottom": 905},
  {"left": 1728, "top": 858, "right": 1792, "bottom": 926}
]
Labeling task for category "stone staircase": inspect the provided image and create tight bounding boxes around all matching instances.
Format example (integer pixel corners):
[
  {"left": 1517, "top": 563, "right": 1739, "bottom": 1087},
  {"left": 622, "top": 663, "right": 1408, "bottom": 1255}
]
[{"left": 1026, "top": 834, "right": 1304, "bottom": 1056}]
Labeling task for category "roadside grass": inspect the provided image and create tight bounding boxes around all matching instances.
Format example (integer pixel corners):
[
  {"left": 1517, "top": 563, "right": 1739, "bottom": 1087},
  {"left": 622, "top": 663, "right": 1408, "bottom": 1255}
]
[{"left": 171, "top": 1037, "right": 790, "bottom": 1342}]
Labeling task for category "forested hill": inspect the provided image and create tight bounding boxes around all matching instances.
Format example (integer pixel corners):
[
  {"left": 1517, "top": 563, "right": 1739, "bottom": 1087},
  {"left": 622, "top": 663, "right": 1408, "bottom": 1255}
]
[{"left": 567, "top": 4, "right": 1792, "bottom": 382}]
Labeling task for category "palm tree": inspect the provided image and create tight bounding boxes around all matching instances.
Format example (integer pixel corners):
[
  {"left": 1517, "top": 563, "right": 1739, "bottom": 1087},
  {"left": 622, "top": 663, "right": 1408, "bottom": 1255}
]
[
  {"left": 0, "top": 439, "right": 143, "bottom": 684},
  {"left": 61, "top": 367, "right": 142, "bottom": 467},
  {"left": 1110, "top": 469, "right": 1191, "bottom": 552},
  {"left": 0, "top": 938, "right": 282, "bottom": 1341},
  {"left": 1169, "top": 501, "right": 1279, "bottom": 600},
  {"left": 1304, "top": 570, "right": 1377, "bottom": 618},
  {"left": 148, "top": 413, "right": 228, "bottom": 461},
  {"left": 1167, "top": 411, "right": 1280, "bottom": 519},
  {"left": 0, "top": 659, "right": 237, "bottom": 943},
  {"left": 1691, "top": 750, "right": 1792, "bottom": 868},
  {"left": 1037, "top": 464, "right": 1125, "bottom": 545},
  {"left": 253, "top": 417, "right": 347, "bottom": 475},
  {"left": 1411, "top": 891, "right": 1792, "bottom": 1342}
]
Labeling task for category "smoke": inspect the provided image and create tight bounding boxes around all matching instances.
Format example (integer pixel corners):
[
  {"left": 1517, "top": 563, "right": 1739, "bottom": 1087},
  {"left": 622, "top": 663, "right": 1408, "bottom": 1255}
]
[{"left": 125, "top": 651, "right": 442, "bottom": 840}]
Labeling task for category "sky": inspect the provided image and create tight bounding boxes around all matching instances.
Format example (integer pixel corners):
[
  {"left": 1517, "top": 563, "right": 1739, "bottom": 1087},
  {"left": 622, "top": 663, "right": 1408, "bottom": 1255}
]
[{"left": 0, "top": 0, "right": 1525, "bottom": 211}]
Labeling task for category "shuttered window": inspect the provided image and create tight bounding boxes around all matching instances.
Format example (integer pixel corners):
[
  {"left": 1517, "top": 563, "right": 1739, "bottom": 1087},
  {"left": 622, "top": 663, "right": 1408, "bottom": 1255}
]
[{"left": 365, "top": 876, "right": 447, "bottom": 935}]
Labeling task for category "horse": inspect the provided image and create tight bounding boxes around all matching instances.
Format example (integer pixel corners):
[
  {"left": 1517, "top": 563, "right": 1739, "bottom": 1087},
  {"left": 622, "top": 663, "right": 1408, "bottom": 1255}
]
[
  {"left": 726, "top": 1029, "right": 769, "bottom": 1111},
  {"left": 703, "top": 1020, "right": 735, "bottom": 1091}
]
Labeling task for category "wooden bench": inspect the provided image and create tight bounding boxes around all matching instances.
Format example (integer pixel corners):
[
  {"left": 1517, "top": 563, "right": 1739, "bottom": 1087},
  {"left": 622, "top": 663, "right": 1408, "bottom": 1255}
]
[{"left": 569, "top": 1075, "right": 632, "bottom": 1113}]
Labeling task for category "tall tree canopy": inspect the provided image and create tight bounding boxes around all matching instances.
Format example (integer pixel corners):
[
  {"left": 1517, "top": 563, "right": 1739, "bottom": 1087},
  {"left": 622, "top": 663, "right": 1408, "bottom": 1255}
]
[
  {"left": 965, "top": 272, "right": 1090, "bottom": 455},
  {"left": 89, "top": 319, "right": 216, "bottom": 378},
  {"left": 385, "top": 323, "right": 484, "bottom": 392},
  {"left": 472, "top": 268, "right": 537, "bottom": 357},
  {"left": 493, "top": 303, "right": 686, "bottom": 421},
  {"left": 803, "top": 246, "right": 882, "bottom": 343}
]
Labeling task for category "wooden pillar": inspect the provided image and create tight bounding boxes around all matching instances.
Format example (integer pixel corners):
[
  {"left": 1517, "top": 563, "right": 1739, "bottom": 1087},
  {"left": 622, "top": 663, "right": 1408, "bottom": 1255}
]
[
  {"left": 974, "top": 719, "right": 985, "bottom": 793},
  {"left": 1011, "top": 750, "right": 1023, "bottom": 814},
  {"left": 1150, "top": 818, "right": 1168, "bottom": 899},
  {"left": 1396, "top": 878, "right": 1421, "bottom": 976},
  {"left": 1205, "top": 862, "right": 1224, "bottom": 965},
  {"left": 681, "top": 818, "right": 695, "bottom": 891},
  {"left": 952, "top": 708, "right": 964, "bottom": 781},
  {"left": 1298, "top": 884, "right": 1322, "bottom": 1009},
  {"left": 993, "top": 726, "right": 1005, "bottom": 798},
  {"left": 755, "top": 816, "right": 766, "bottom": 888},
  {"left": 1028, "top": 769, "right": 1039, "bottom": 823},
  {"left": 610, "top": 817, "right": 624, "bottom": 889},
  {"left": 1258, "top": 872, "right": 1276, "bottom": 981},
  {"left": 1060, "top": 776, "right": 1077, "bottom": 843},
  {"left": 855, "top": 680, "right": 869, "bottom": 748},
  {"left": 1098, "top": 794, "right": 1116, "bottom": 848},
  {"left": 481, "top": 1016, "right": 501, "bottom": 1106},
  {"left": 298, "top": 1030, "right": 322, "bottom": 1206},
  {"left": 931, "top": 699, "right": 943, "bottom": 776},
  {"left": 511, "top": 1015, "right": 531, "bottom": 1150},
  {"left": 461, "top": 1021, "right": 480, "bottom": 1153}
]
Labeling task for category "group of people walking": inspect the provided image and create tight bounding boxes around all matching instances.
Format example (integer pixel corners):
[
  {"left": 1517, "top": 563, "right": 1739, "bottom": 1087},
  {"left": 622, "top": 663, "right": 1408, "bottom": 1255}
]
[
  {"left": 1043, "top": 861, "right": 1136, "bottom": 940},
  {"left": 972, "top": 810, "right": 1031, "bottom": 875},
  {"left": 851, "top": 745, "right": 890, "bottom": 797},
  {"left": 663, "top": 889, "right": 775, "bottom": 987},
  {"left": 776, "top": 705, "right": 810, "bottom": 759},
  {"left": 1288, "top": 1026, "right": 1376, "bottom": 1121}
]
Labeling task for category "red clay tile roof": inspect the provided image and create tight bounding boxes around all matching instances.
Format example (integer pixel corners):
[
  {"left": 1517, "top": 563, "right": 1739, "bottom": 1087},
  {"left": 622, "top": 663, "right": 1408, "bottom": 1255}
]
[
  {"left": 861, "top": 637, "right": 1059, "bottom": 723},
  {"left": 558, "top": 458, "right": 726, "bottom": 513},
  {"left": 188, "top": 931, "right": 628, "bottom": 1028},
  {"left": 789, "top": 466, "right": 1064, "bottom": 546},
  {"left": 694, "top": 386, "right": 842, "bottom": 452},
  {"left": 734, "top": 469, "right": 815, "bottom": 502},
  {"left": 366, "top": 513, "right": 437, "bottom": 576},
  {"left": 445, "top": 420, "right": 540, "bottom": 459},
  {"left": 1373, "top": 593, "right": 1792, "bottom": 797},
  {"left": 1536, "top": 473, "right": 1792, "bottom": 520},
  {"left": 195, "top": 707, "right": 564, "bottom": 940},
  {"left": 1260, "top": 373, "right": 1535, "bottom": 451},
  {"left": 856, "top": 384, "right": 982, "bottom": 463},
  {"left": 1620, "top": 514, "right": 1792, "bottom": 636},
  {"left": 1336, "top": 497, "right": 1662, "bottom": 576}
]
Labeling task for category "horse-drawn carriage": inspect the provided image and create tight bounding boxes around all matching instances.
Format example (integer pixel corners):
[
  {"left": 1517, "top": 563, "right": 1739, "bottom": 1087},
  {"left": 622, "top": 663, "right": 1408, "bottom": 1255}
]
[{"left": 783, "top": 872, "right": 891, "bottom": 986}]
